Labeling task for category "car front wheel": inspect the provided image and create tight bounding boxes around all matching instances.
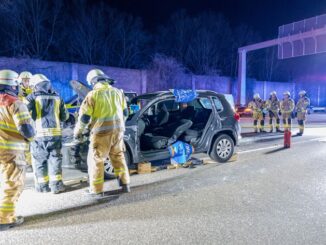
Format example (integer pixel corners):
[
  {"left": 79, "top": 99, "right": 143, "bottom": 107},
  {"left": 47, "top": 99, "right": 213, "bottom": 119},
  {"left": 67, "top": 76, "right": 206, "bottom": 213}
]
[
  {"left": 210, "top": 134, "right": 234, "bottom": 163},
  {"left": 104, "top": 150, "right": 131, "bottom": 179}
]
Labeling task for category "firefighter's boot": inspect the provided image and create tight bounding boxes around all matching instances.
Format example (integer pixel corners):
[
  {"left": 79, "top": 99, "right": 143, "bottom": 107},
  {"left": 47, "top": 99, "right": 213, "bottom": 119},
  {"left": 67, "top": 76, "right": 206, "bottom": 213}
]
[
  {"left": 118, "top": 178, "right": 131, "bottom": 193},
  {"left": 0, "top": 216, "right": 24, "bottom": 231}
]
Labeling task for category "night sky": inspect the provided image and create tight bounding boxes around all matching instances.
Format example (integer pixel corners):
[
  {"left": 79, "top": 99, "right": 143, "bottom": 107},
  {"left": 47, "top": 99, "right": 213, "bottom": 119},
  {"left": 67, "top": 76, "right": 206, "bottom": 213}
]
[{"left": 104, "top": 0, "right": 326, "bottom": 39}]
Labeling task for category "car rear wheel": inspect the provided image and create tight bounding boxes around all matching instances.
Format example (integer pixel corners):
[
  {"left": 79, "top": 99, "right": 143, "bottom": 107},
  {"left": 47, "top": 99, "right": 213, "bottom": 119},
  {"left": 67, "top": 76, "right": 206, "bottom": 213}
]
[
  {"left": 210, "top": 134, "right": 234, "bottom": 163},
  {"left": 104, "top": 150, "right": 131, "bottom": 179}
]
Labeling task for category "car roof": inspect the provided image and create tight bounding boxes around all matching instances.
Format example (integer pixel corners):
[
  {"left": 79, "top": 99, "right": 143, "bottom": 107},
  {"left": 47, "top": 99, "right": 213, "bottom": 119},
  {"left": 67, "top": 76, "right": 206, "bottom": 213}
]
[{"left": 134, "top": 90, "right": 221, "bottom": 100}]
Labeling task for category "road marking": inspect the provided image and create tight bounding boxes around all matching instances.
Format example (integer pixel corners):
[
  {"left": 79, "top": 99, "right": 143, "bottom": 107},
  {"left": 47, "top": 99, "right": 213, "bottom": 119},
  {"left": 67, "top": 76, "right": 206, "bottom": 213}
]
[{"left": 238, "top": 137, "right": 326, "bottom": 154}]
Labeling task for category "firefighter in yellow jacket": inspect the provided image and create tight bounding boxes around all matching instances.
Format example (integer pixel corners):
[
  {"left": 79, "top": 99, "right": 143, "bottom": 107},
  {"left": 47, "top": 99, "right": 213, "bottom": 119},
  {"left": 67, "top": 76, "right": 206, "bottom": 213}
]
[
  {"left": 74, "top": 69, "right": 130, "bottom": 196},
  {"left": 248, "top": 93, "right": 266, "bottom": 133},
  {"left": 265, "top": 91, "right": 282, "bottom": 133},
  {"left": 18, "top": 71, "right": 33, "bottom": 101},
  {"left": 18, "top": 71, "right": 33, "bottom": 170},
  {"left": 280, "top": 91, "right": 295, "bottom": 130},
  {"left": 295, "top": 90, "right": 310, "bottom": 136},
  {"left": 0, "top": 70, "right": 35, "bottom": 231}
]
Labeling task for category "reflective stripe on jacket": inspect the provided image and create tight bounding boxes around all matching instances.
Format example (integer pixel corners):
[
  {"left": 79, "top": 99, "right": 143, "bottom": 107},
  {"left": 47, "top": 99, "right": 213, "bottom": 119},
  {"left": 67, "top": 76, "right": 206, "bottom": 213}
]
[
  {"left": 266, "top": 98, "right": 280, "bottom": 111},
  {"left": 280, "top": 99, "right": 295, "bottom": 113},
  {"left": 248, "top": 99, "right": 265, "bottom": 113},
  {"left": 75, "top": 82, "right": 127, "bottom": 135},
  {"left": 26, "top": 82, "right": 69, "bottom": 138},
  {"left": 0, "top": 91, "right": 35, "bottom": 151},
  {"left": 296, "top": 97, "right": 310, "bottom": 113}
]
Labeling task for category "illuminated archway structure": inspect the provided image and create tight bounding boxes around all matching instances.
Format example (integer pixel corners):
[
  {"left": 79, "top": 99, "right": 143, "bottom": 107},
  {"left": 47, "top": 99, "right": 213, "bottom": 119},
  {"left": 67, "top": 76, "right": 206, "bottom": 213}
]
[{"left": 237, "top": 14, "right": 326, "bottom": 105}]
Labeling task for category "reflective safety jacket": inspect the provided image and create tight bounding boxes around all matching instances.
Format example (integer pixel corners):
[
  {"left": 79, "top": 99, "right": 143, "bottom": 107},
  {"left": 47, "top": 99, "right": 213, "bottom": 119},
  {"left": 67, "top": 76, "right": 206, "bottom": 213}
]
[
  {"left": 296, "top": 96, "right": 310, "bottom": 113},
  {"left": 265, "top": 97, "right": 280, "bottom": 112},
  {"left": 18, "top": 85, "right": 33, "bottom": 102},
  {"left": 280, "top": 98, "right": 295, "bottom": 113},
  {"left": 74, "top": 82, "right": 127, "bottom": 136},
  {"left": 248, "top": 99, "right": 265, "bottom": 112},
  {"left": 0, "top": 90, "right": 35, "bottom": 152},
  {"left": 26, "top": 81, "right": 69, "bottom": 139}
]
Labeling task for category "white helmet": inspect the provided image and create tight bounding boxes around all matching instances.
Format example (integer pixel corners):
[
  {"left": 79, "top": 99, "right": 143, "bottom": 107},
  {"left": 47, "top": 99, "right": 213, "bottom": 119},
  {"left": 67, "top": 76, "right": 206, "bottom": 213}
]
[
  {"left": 30, "top": 74, "right": 50, "bottom": 87},
  {"left": 18, "top": 71, "right": 32, "bottom": 82},
  {"left": 283, "top": 91, "right": 291, "bottom": 97},
  {"left": 270, "top": 91, "right": 277, "bottom": 96},
  {"left": 253, "top": 93, "right": 260, "bottom": 99},
  {"left": 86, "top": 69, "right": 115, "bottom": 86},
  {"left": 0, "top": 69, "right": 19, "bottom": 86},
  {"left": 299, "top": 90, "right": 306, "bottom": 96}
]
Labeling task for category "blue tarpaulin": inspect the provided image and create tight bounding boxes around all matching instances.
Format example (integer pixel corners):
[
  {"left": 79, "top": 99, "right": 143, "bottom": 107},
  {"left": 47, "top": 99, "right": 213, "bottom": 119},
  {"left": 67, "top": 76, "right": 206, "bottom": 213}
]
[
  {"left": 172, "top": 89, "right": 198, "bottom": 103},
  {"left": 168, "top": 141, "right": 193, "bottom": 164}
]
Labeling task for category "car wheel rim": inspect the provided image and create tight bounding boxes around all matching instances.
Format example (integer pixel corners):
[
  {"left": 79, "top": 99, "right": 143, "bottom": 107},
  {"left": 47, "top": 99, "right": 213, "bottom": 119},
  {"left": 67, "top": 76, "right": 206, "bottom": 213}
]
[
  {"left": 216, "top": 138, "right": 232, "bottom": 159},
  {"left": 104, "top": 159, "right": 114, "bottom": 176}
]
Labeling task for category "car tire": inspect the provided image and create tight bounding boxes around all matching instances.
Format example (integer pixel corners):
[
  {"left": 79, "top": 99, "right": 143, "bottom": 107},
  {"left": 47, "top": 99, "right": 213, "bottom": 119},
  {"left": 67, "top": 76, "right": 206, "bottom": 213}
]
[
  {"left": 210, "top": 134, "right": 234, "bottom": 163},
  {"left": 104, "top": 149, "right": 131, "bottom": 179}
]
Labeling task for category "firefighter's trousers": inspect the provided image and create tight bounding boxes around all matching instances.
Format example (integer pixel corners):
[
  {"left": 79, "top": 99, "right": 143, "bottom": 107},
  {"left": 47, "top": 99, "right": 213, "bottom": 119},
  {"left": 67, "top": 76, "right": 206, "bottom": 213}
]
[
  {"left": 252, "top": 111, "right": 265, "bottom": 132},
  {"left": 282, "top": 112, "right": 292, "bottom": 130},
  {"left": 0, "top": 152, "right": 25, "bottom": 224},
  {"left": 31, "top": 139, "right": 64, "bottom": 192},
  {"left": 297, "top": 112, "right": 307, "bottom": 134},
  {"left": 88, "top": 130, "right": 130, "bottom": 194},
  {"left": 71, "top": 140, "right": 89, "bottom": 171},
  {"left": 268, "top": 110, "right": 280, "bottom": 130}
]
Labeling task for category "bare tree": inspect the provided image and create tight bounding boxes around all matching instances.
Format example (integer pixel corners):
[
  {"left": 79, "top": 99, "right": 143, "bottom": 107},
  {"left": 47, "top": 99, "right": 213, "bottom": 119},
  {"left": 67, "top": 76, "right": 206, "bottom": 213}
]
[
  {"left": 261, "top": 46, "right": 279, "bottom": 81},
  {"left": 156, "top": 11, "right": 233, "bottom": 75},
  {"left": 65, "top": 0, "right": 148, "bottom": 68},
  {"left": 111, "top": 14, "right": 148, "bottom": 68},
  {"left": 67, "top": 0, "right": 107, "bottom": 64},
  {"left": 0, "top": 0, "right": 63, "bottom": 59},
  {"left": 230, "top": 24, "right": 261, "bottom": 78},
  {"left": 148, "top": 54, "right": 188, "bottom": 90}
]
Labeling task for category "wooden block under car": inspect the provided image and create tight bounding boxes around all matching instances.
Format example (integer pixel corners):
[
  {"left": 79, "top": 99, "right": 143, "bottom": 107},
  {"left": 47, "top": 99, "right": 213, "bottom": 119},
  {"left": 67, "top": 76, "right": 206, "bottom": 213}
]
[
  {"left": 137, "top": 162, "right": 152, "bottom": 174},
  {"left": 202, "top": 158, "right": 217, "bottom": 165},
  {"left": 129, "top": 169, "right": 138, "bottom": 175},
  {"left": 167, "top": 164, "right": 180, "bottom": 170}
]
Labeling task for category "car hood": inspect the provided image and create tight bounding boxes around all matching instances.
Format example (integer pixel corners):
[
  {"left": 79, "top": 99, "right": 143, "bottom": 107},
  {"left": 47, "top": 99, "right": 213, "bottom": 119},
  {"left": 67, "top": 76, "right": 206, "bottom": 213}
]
[{"left": 69, "top": 80, "right": 91, "bottom": 100}]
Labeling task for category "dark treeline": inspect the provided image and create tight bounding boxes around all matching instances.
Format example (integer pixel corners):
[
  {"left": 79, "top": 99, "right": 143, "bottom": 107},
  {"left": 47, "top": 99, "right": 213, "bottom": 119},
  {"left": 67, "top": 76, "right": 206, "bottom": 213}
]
[{"left": 0, "top": 0, "right": 291, "bottom": 80}]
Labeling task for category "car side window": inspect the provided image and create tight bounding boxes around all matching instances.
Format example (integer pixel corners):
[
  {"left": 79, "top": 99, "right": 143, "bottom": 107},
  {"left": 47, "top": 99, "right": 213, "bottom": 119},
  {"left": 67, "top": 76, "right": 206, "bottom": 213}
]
[
  {"left": 157, "top": 100, "right": 179, "bottom": 113},
  {"left": 199, "top": 98, "right": 213, "bottom": 110},
  {"left": 213, "top": 97, "right": 224, "bottom": 112}
]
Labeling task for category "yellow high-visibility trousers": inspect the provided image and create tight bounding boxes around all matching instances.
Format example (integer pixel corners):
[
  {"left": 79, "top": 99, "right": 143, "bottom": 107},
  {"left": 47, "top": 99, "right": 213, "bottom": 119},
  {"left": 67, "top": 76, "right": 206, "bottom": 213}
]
[
  {"left": 0, "top": 152, "right": 25, "bottom": 224},
  {"left": 87, "top": 130, "right": 130, "bottom": 194}
]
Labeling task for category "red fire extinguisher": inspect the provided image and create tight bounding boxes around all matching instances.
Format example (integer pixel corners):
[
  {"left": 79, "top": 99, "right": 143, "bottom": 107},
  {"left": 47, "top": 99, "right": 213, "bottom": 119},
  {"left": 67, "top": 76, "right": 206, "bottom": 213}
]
[{"left": 284, "top": 129, "right": 291, "bottom": 148}]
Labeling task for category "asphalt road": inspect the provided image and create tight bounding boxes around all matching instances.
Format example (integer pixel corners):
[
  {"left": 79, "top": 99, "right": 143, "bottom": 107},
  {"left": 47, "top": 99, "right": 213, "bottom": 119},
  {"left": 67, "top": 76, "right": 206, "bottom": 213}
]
[
  {"left": 1, "top": 127, "right": 326, "bottom": 245},
  {"left": 240, "top": 112, "right": 326, "bottom": 133}
]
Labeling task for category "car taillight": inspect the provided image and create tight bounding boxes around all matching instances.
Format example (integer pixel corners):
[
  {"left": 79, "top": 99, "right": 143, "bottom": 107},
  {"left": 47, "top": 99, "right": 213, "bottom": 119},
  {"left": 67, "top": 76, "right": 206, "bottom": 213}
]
[{"left": 234, "top": 113, "right": 240, "bottom": 121}]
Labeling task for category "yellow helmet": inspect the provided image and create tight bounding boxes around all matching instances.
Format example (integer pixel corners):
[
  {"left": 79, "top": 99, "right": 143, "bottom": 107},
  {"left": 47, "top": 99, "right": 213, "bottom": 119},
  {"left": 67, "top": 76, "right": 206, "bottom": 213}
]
[
  {"left": 270, "top": 91, "right": 277, "bottom": 96},
  {"left": 0, "top": 69, "right": 19, "bottom": 86},
  {"left": 86, "top": 69, "right": 115, "bottom": 86},
  {"left": 299, "top": 90, "right": 306, "bottom": 96},
  {"left": 18, "top": 71, "right": 32, "bottom": 83},
  {"left": 30, "top": 74, "right": 50, "bottom": 87}
]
